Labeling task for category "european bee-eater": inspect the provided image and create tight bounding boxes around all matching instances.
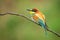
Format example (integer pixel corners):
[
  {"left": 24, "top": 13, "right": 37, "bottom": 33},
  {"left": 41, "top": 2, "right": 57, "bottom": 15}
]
[{"left": 27, "top": 8, "right": 47, "bottom": 35}]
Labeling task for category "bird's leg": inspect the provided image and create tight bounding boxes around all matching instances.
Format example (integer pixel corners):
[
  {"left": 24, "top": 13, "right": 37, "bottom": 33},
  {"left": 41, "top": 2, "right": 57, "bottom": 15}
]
[{"left": 31, "top": 17, "right": 36, "bottom": 22}]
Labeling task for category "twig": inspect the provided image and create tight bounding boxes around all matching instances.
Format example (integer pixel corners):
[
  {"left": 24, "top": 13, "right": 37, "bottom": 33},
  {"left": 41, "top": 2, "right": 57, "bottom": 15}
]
[{"left": 0, "top": 12, "right": 60, "bottom": 37}]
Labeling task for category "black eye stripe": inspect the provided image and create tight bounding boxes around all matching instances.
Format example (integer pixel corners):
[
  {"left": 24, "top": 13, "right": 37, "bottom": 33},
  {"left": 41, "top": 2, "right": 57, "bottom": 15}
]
[{"left": 32, "top": 9, "right": 37, "bottom": 12}]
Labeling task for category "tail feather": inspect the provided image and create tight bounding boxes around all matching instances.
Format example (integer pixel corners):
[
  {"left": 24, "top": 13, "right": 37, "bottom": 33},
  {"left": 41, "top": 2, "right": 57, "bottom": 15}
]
[
  {"left": 44, "top": 26, "right": 47, "bottom": 36},
  {"left": 38, "top": 21, "right": 47, "bottom": 35}
]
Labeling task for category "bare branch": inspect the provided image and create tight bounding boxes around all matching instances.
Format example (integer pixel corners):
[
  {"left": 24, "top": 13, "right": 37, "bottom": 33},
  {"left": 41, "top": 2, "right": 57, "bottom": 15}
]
[{"left": 0, "top": 12, "right": 60, "bottom": 37}]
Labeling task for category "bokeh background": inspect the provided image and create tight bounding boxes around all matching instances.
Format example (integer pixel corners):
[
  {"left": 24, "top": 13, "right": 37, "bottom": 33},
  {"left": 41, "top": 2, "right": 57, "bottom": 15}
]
[{"left": 0, "top": 0, "right": 60, "bottom": 40}]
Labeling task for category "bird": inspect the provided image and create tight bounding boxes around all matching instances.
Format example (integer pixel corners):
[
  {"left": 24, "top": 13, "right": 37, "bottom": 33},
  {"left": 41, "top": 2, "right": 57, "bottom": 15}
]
[{"left": 27, "top": 8, "right": 47, "bottom": 35}]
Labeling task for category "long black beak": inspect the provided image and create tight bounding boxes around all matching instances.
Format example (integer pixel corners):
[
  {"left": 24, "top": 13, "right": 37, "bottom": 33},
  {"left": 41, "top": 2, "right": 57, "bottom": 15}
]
[{"left": 27, "top": 9, "right": 32, "bottom": 11}]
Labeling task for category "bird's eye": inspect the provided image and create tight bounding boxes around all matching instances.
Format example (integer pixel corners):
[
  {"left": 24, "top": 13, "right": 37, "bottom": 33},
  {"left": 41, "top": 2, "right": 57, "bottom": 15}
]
[{"left": 32, "top": 9, "right": 37, "bottom": 12}]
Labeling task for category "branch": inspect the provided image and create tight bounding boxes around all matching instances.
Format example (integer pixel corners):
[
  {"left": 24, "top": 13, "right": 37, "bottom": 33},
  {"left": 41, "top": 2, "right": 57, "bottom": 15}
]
[{"left": 0, "top": 12, "right": 60, "bottom": 37}]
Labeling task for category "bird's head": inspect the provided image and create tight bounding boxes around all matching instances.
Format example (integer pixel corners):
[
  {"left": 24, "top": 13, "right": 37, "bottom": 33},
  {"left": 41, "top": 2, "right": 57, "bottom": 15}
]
[{"left": 27, "top": 8, "right": 38, "bottom": 14}]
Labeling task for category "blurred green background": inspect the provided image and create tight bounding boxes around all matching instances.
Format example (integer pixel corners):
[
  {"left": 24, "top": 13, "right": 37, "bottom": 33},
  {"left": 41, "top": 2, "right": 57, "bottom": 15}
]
[{"left": 0, "top": 0, "right": 60, "bottom": 40}]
